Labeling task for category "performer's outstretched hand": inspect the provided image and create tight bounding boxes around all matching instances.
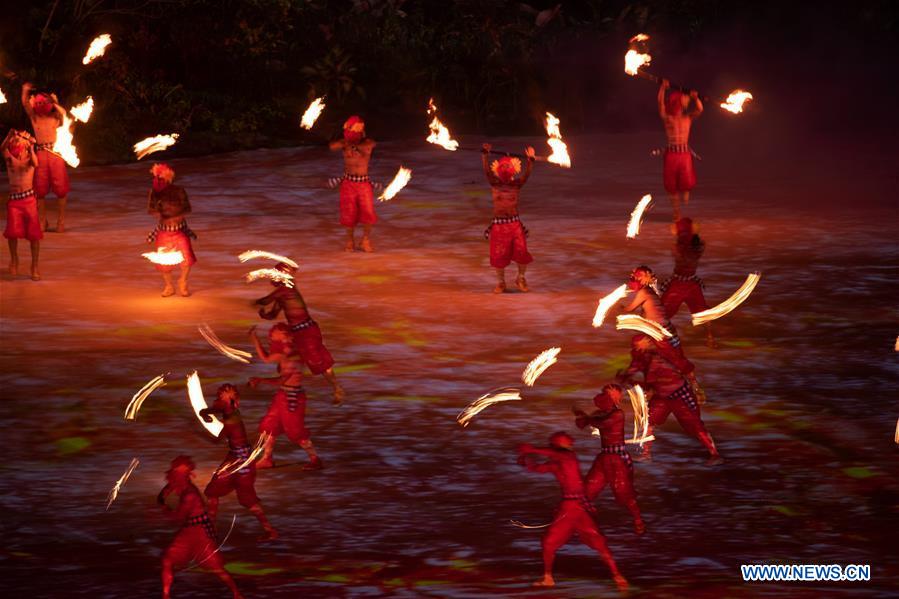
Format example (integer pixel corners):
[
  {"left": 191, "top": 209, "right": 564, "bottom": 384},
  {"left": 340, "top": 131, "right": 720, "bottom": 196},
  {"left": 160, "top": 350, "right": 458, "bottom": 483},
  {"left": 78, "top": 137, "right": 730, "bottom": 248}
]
[{"left": 525, "top": 146, "right": 536, "bottom": 160}]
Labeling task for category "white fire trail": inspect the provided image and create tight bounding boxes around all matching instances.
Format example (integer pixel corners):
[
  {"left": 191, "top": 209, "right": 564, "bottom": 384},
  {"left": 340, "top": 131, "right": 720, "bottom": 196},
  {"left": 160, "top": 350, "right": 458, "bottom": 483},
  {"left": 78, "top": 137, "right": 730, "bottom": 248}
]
[
  {"left": 300, "top": 96, "right": 326, "bottom": 130},
  {"left": 378, "top": 166, "right": 412, "bottom": 201},
  {"left": 237, "top": 250, "right": 298, "bottom": 269},
  {"left": 522, "top": 347, "right": 561, "bottom": 387},
  {"left": 457, "top": 387, "right": 523, "bottom": 428},
  {"left": 720, "top": 90, "right": 753, "bottom": 114},
  {"left": 616, "top": 314, "right": 672, "bottom": 341},
  {"left": 895, "top": 418, "right": 899, "bottom": 445},
  {"left": 186, "top": 371, "right": 223, "bottom": 437},
  {"left": 124, "top": 373, "right": 167, "bottom": 420},
  {"left": 624, "top": 385, "right": 655, "bottom": 446},
  {"left": 53, "top": 113, "right": 80, "bottom": 167},
  {"left": 105, "top": 458, "right": 140, "bottom": 511},
  {"left": 624, "top": 49, "right": 652, "bottom": 76},
  {"left": 142, "top": 247, "right": 185, "bottom": 266},
  {"left": 198, "top": 324, "right": 252, "bottom": 364},
  {"left": 626, "top": 194, "right": 653, "bottom": 238},
  {"left": 190, "top": 515, "right": 237, "bottom": 570},
  {"left": 133, "top": 133, "right": 179, "bottom": 160},
  {"left": 691, "top": 272, "right": 761, "bottom": 326},
  {"left": 71, "top": 96, "right": 94, "bottom": 123},
  {"left": 592, "top": 284, "right": 629, "bottom": 328},
  {"left": 82, "top": 34, "right": 112, "bottom": 65},
  {"left": 426, "top": 98, "right": 459, "bottom": 151},
  {"left": 245, "top": 268, "right": 294, "bottom": 288},
  {"left": 0, "top": 87, "right": 7, "bottom": 104},
  {"left": 544, "top": 112, "right": 571, "bottom": 168},
  {"left": 215, "top": 432, "right": 271, "bottom": 476}
]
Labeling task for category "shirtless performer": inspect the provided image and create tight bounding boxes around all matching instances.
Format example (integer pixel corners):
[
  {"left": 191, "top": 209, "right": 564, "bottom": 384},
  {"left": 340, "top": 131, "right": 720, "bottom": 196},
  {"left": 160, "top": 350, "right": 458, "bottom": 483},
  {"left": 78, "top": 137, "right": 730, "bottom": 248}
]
[
  {"left": 147, "top": 163, "right": 196, "bottom": 297},
  {"left": 660, "top": 217, "right": 717, "bottom": 347},
  {"left": 200, "top": 384, "right": 278, "bottom": 541},
  {"left": 329, "top": 116, "right": 377, "bottom": 252},
  {"left": 157, "top": 455, "right": 244, "bottom": 599},
  {"left": 573, "top": 384, "right": 645, "bottom": 534},
  {"left": 481, "top": 143, "right": 536, "bottom": 293},
  {"left": 249, "top": 323, "right": 324, "bottom": 470},
  {"left": 620, "top": 265, "right": 688, "bottom": 358},
  {"left": 21, "top": 83, "right": 69, "bottom": 232},
  {"left": 659, "top": 79, "right": 703, "bottom": 221},
  {"left": 2, "top": 130, "right": 42, "bottom": 280},
  {"left": 254, "top": 263, "right": 345, "bottom": 404},
  {"left": 518, "top": 432, "right": 628, "bottom": 590}
]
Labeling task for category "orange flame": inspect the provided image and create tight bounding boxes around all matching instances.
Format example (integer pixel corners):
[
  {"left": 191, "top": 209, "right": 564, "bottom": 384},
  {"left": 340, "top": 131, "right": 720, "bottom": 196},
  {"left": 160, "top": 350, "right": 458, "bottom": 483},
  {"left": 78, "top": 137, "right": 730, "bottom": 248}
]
[
  {"left": 300, "top": 96, "right": 326, "bottom": 130},
  {"left": 522, "top": 347, "right": 561, "bottom": 387},
  {"left": 624, "top": 385, "right": 655, "bottom": 446},
  {"left": 142, "top": 247, "right": 185, "bottom": 266},
  {"left": 691, "top": 272, "right": 761, "bottom": 325},
  {"left": 245, "top": 268, "right": 294, "bottom": 287},
  {"left": 457, "top": 387, "right": 522, "bottom": 427},
  {"left": 426, "top": 99, "right": 459, "bottom": 151},
  {"left": 626, "top": 194, "right": 653, "bottom": 238},
  {"left": 124, "top": 373, "right": 167, "bottom": 420},
  {"left": 71, "top": 96, "right": 94, "bottom": 123},
  {"left": 52, "top": 113, "right": 80, "bottom": 168},
  {"left": 544, "top": 112, "right": 571, "bottom": 168},
  {"left": 238, "top": 250, "right": 298, "bottom": 269},
  {"left": 379, "top": 166, "right": 412, "bottom": 201},
  {"left": 186, "top": 371, "right": 224, "bottom": 437},
  {"left": 720, "top": 90, "right": 753, "bottom": 114},
  {"left": 0, "top": 87, "right": 6, "bottom": 104},
  {"left": 134, "top": 133, "right": 179, "bottom": 160},
  {"left": 592, "top": 284, "right": 629, "bottom": 328},
  {"left": 629, "top": 33, "right": 650, "bottom": 43},
  {"left": 198, "top": 324, "right": 253, "bottom": 364},
  {"left": 624, "top": 49, "right": 652, "bottom": 76},
  {"left": 82, "top": 34, "right": 112, "bottom": 65}
]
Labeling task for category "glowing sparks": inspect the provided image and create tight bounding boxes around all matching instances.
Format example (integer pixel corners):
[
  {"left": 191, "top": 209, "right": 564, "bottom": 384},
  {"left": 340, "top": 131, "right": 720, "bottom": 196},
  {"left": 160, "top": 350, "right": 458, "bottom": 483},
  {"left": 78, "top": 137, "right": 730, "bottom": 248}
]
[
  {"left": 720, "top": 90, "right": 753, "bottom": 114},
  {"left": 544, "top": 112, "right": 571, "bottom": 168},
  {"left": 142, "top": 247, "right": 185, "bottom": 266},
  {"left": 616, "top": 314, "right": 672, "bottom": 341},
  {"left": 70, "top": 96, "right": 94, "bottom": 123},
  {"left": 198, "top": 323, "right": 252, "bottom": 364},
  {"left": 592, "top": 284, "right": 629, "bottom": 328},
  {"left": 105, "top": 458, "right": 139, "bottom": 511},
  {"left": 300, "top": 96, "right": 326, "bottom": 129},
  {"left": 82, "top": 34, "right": 112, "bottom": 65},
  {"left": 186, "top": 371, "right": 223, "bottom": 437},
  {"left": 237, "top": 250, "right": 298, "bottom": 269},
  {"left": 625, "top": 385, "right": 655, "bottom": 446},
  {"left": 457, "top": 387, "right": 522, "bottom": 428},
  {"left": 53, "top": 113, "right": 80, "bottom": 168},
  {"left": 245, "top": 268, "right": 294, "bottom": 288},
  {"left": 426, "top": 98, "right": 459, "bottom": 151},
  {"left": 379, "top": 166, "right": 412, "bottom": 201},
  {"left": 629, "top": 33, "right": 650, "bottom": 43},
  {"left": 624, "top": 49, "right": 652, "bottom": 76},
  {"left": 691, "top": 272, "right": 761, "bottom": 326},
  {"left": 522, "top": 347, "right": 561, "bottom": 387},
  {"left": 124, "top": 374, "right": 167, "bottom": 420},
  {"left": 626, "top": 194, "right": 653, "bottom": 238},
  {"left": 215, "top": 432, "right": 271, "bottom": 476},
  {"left": 133, "top": 133, "right": 179, "bottom": 160}
]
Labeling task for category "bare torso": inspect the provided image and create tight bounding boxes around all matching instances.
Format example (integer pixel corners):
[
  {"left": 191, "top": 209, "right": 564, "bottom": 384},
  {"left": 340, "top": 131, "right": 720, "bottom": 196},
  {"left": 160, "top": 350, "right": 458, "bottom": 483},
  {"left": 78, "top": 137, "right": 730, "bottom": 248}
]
[
  {"left": 490, "top": 183, "right": 523, "bottom": 217},
  {"left": 625, "top": 287, "right": 668, "bottom": 323},
  {"left": 277, "top": 351, "right": 304, "bottom": 386},
  {"left": 30, "top": 114, "right": 62, "bottom": 145},
  {"left": 4, "top": 152, "right": 36, "bottom": 193},
  {"left": 149, "top": 185, "right": 191, "bottom": 227},
  {"left": 673, "top": 239, "right": 704, "bottom": 276},
  {"left": 663, "top": 114, "right": 693, "bottom": 146},
  {"left": 334, "top": 139, "right": 375, "bottom": 176}
]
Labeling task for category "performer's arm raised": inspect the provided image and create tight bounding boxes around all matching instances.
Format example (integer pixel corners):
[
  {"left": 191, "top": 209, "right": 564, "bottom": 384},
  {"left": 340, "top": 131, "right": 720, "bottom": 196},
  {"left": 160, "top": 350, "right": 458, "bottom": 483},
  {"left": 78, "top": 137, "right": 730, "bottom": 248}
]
[
  {"left": 517, "top": 147, "right": 535, "bottom": 185},
  {"left": 689, "top": 90, "right": 703, "bottom": 119},
  {"left": 657, "top": 79, "right": 669, "bottom": 120},
  {"left": 21, "top": 82, "right": 34, "bottom": 117}
]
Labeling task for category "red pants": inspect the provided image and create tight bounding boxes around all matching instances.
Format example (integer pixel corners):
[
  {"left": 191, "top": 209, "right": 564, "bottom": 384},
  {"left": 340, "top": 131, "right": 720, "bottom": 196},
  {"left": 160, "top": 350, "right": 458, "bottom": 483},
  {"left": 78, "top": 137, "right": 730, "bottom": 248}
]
[
  {"left": 663, "top": 151, "right": 696, "bottom": 193},
  {"left": 662, "top": 279, "right": 708, "bottom": 318},
  {"left": 4, "top": 197, "right": 43, "bottom": 241},
  {"left": 542, "top": 500, "right": 614, "bottom": 561},
  {"left": 34, "top": 150, "right": 70, "bottom": 198},
  {"left": 489, "top": 221, "right": 533, "bottom": 269},
  {"left": 292, "top": 322, "right": 335, "bottom": 375},
  {"left": 585, "top": 454, "right": 639, "bottom": 516},
  {"left": 649, "top": 388, "right": 715, "bottom": 453},
  {"left": 259, "top": 389, "right": 310, "bottom": 442},
  {"left": 154, "top": 230, "right": 197, "bottom": 273},
  {"left": 204, "top": 466, "right": 259, "bottom": 508},
  {"left": 339, "top": 179, "right": 376, "bottom": 227},
  {"left": 164, "top": 526, "right": 223, "bottom": 570}
]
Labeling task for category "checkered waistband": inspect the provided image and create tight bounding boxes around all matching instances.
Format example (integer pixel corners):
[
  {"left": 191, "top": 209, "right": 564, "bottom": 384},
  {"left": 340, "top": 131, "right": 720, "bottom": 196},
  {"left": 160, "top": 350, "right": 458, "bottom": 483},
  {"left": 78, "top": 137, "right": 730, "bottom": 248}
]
[
  {"left": 146, "top": 220, "right": 197, "bottom": 243},
  {"left": 562, "top": 493, "right": 596, "bottom": 513},
  {"left": 227, "top": 445, "right": 253, "bottom": 475},
  {"left": 601, "top": 443, "right": 634, "bottom": 470},
  {"left": 660, "top": 321, "right": 681, "bottom": 348},
  {"left": 185, "top": 512, "right": 216, "bottom": 539},
  {"left": 668, "top": 382, "right": 698, "bottom": 412},
  {"left": 328, "top": 174, "right": 383, "bottom": 190},
  {"left": 9, "top": 189, "right": 35, "bottom": 200},
  {"left": 666, "top": 144, "right": 690, "bottom": 153},
  {"left": 35, "top": 142, "right": 55, "bottom": 152},
  {"left": 484, "top": 216, "right": 529, "bottom": 240},
  {"left": 660, "top": 273, "right": 704, "bottom": 292},
  {"left": 281, "top": 385, "right": 305, "bottom": 412},
  {"left": 290, "top": 318, "right": 316, "bottom": 332}
]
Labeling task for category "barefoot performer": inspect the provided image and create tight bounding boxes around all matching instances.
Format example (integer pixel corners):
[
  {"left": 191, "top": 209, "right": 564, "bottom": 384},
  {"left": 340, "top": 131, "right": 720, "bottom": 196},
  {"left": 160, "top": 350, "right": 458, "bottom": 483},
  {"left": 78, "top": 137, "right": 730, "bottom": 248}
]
[
  {"left": 254, "top": 263, "right": 345, "bottom": 403},
  {"left": 518, "top": 432, "right": 628, "bottom": 590},
  {"left": 157, "top": 455, "right": 244, "bottom": 599},
  {"left": 660, "top": 217, "right": 717, "bottom": 347},
  {"left": 249, "top": 323, "right": 327, "bottom": 470},
  {"left": 200, "top": 384, "right": 278, "bottom": 541},
  {"left": 573, "top": 384, "right": 645, "bottom": 534},
  {"left": 146, "top": 163, "right": 196, "bottom": 297},
  {"left": 659, "top": 78, "right": 702, "bottom": 220},
  {"left": 2, "top": 130, "right": 42, "bottom": 280},
  {"left": 329, "top": 116, "right": 377, "bottom": 252},
  {"left": 21, "top": 83, "right": 69, "bottom": 232},
  {"left": 619, "top": 335, "right": 721, "bottom": 464},
  {"left": 481, "top": 143, "right": 536, "bottom": 293}
]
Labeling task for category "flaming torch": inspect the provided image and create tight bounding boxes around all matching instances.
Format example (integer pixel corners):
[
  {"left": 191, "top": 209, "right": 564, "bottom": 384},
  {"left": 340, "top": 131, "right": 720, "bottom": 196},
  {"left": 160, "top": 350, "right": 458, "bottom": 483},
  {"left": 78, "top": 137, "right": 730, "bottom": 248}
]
[
  {"left": 186, "top": 371, "right": 223, "bottom": 437},
  {"left": 238, "top": 250, "right": 298, "bottom": 269},
  {"left": 198, "top": 323, "right": 253, "bottom": 364},
  {"left": 720, "top": 90, "right": 754, "bottom": 114},
  {"left": 245, "top": 268, "right": 294, "bottom": 288},
  {"left": 457, "top": 387, "right": 523, "bottom": 428},
  {"left": 82, "top": 34, "right": 112, "bottom": 65},
  {"left": 691, "top": 272, "right": 761, "bottom": 326},
  {"left": 522, "top": 347, "right": 561, "bottom": 387},
  {"left": 215, "top": 432, "right": 271, "bottom": 476},
  {"left": 592, "top": 284, "right": 629, "bottom": 328},
  {"left": 124, "top": 373, "right": 167, "bottom": 420},
  {"left": 624, "top": 385, "right": 655, "bottom": 446},
  {"left": 379, "top": 166, "right": 412, "bottom": 201},
  {"left": 300, "top": 96, "right": 326, "bottom": 130},
  {"left": 53, "top": 113, "right": 81, "bottom": 168},
  {"left": 134, "top": 133, "right": 179, "bottom": 160},
  {"left": 426, "top": 98, "right": 459, "bottom": 151},
  {"left": 142, "top": 247, "right": 184, "bottom": 266},
  {"left": 105, "top": 458, "right": 140, "bottom": 511},
  {"left": 70, "top": 96, "right": 94, "bottom": 123},
  {"left": 544, "top": 112, "right": 571, "bottom": 168},
  {"left": 626, "top": 194, "right": 653, "bottom": 239},
  {"left": 616, "top": 314, "right": 672, "bottom": 342}
]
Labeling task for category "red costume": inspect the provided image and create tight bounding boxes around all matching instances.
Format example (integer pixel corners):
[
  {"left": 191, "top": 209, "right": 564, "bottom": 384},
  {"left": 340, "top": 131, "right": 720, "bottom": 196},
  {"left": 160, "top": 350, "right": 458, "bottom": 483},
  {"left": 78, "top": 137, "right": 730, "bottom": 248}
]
[
  {"left": 661, "top": 217, "right": 709, "bottom": 318},
  {"left": 256, "top": 283, "right": 335, "bottom": 375},
  {"left": 259, "top": 383, "right": 310, "bottom": 443},
  {"left": 4, "top": 189, "right": 43, "bottom": 241},
  {"left": 204, "top": 409, "right": 261, "bottom": 509},
  {"left": 339, "top": 175, "right": 377, "bottom": 227},
  {"left": 33, "top": 147, "right": 70, "bottom": 199},
  {"left": 147, "top": 182, "right": 197, "bottom": 272},
  {"left": 662, "top": 91, "right": 696, "bottom": 194},
  {"left": 487, "top": 215, "right": 533, "bottom": 269}
]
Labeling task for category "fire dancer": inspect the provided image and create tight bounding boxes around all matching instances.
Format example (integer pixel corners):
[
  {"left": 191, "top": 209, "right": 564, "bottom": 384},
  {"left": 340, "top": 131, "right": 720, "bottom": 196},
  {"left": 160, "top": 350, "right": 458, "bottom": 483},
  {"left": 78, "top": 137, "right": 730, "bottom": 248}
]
[
  {"left": 2, "top": 129, "right": 42, "bottom": 280},
  {"left": 481, "top": 143, "right": 536, "bottom": 293},
  {"left": 573, "top": 384, "right": 645, "bottom": 534},
  {"left": 21, "top": 83, "right": 69, "bottom": 232},
  {"left": 254, "top": 263, "right": 345, "bottom": 404},
  {"left": 518, "top": 432, "right": 628, "bottom": 590},
  {"left": 200, "top": 384, "right": 278, "bottom": 541},
  {"left": 248, "top": 324, "right": 324, "bottom": 470},
  {"left": 660, "top": 217, "right": 717, "bottom": 347},
  {"left": 658, "top": 79, "right": 703, "bottom": 220},
  {"left": 618, "top": 335, "right": 722, "bottom": 464},
  {"left": 620, "top": 265, "right": 690, "bottom": 359},
  {"left": 157, "top": 455, "right": 244, "bottom": 599},
  {"left": 329, "top": 116, "right": 377, "bottom": 252},
  {"left": 146, "top": 163, "right": 196, "bottom": 297}
]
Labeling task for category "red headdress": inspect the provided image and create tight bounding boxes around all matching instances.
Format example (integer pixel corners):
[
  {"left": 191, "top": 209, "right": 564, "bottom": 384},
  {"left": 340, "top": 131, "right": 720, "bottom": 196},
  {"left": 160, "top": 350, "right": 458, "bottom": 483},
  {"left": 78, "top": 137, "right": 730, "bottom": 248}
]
[
  {"left": 490, "top": 156, "right": 521, "bottom": 183},
  {"left": 594, "top": 384, "right": 624, "bottom": 410},
  {"left": 214, "top": 383, "right": 240, "bottom": 412},
  {"left": 31, "top": 93, "right": 55, "bottom": 117},
  {"left": 165, "top": 455, "right": 196, "bottom": 484},
  {"left": 343, "top": 115, "right": 365, "bottom": 143},
  {"left": 549, "top": 431, "right": 574, "bottom": 449},
  {"left": 268, "top": 322, "right": 293, "bottom": 354},
  {"left": 150, "top": 163, "right": 175, "bottom": 182}
]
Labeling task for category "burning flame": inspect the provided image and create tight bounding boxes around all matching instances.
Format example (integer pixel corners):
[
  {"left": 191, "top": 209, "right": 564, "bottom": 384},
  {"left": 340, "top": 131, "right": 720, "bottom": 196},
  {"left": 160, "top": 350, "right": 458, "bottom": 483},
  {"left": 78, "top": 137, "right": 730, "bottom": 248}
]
[
  {"left": 70, "top": 96, "right": 94, "bottom": 123},
  {"left": 544, "top": 112, "right": 571, "bottom": 168},
  {"left": 895, "top": 335, "right": 899, "bottom": 352},
  {"left": 245, "top": 268, "right": 294, "bottom": 288},
  {"left": 616, "top": 314, "right": 672, "bottom": 341},
  {"left": 592, "top": 284, "right": 629, "bottom": 328},
  {"left": 105, "top": 458, "right": 139, "bottom": 511},
  {"left": 237, "top": 250, "right": 298, "bottom": 269},
  {"left": 895, "top": 418, "right": 899, "bottom": 445},
  {"left": 379, "top": 166, "right": 412, "bottom": 201},
  {"left": 198, "top": 323, "right": 252, "bottom": 364},
  {"left": 0, "top": 87, "right": 6, "bottom": 104},
  {"left": 83, "top": 34, "right": 112, "bottom": 65},
  {"left": 142, "top": 247, "right": 185, "bottom": 266},
  {"left": 300, "top": 97, "right": 326, "bottom": 130},
  {"left": 522, "top": 347, "right": 561, "bottom": 387},
  {"left": 624, "top": 49, "right": 652, "bottom": 76},
  {"left": 186, "top": 371, "right": 224, "bottom": 437},
  {"left": 53, "top": 113, "right": 80, "bottom": 168},
  {"left": 629, "top": 33, "right": 650, "bottom": 43},
  {"left": 190, "top": 514, "right": 237, "bottom": 570},
  {"left": 124, "top": 373, "right": 167, "bottom": 420},
  {"left": 133, "top": 133, "right": 179, "bottom": 160},
  {"left": 625, "top": 385, "right": 655, "bottom": 446},
  {"left": 626, "top": 194, "right": 653, "bottom": 238},
  {"left": 215, "top": 432, "right": 271, "bottom": 476},
  {"left": 426, "top": 98, "right": 459, "bottom": 151},
  {"left": 720, "top": 90, "right": 753, "bottom": 114},
  {"left": 691, "top": 272, "right": 761, "bottom": 326},
  {"left": 457, "top": 387, "right": 522, "bottom": 428}
]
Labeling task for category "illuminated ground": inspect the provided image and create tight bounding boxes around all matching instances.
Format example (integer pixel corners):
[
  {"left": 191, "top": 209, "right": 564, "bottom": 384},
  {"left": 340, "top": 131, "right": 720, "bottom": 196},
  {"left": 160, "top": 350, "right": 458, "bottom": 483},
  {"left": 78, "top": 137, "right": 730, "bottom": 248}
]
[{"left": 1, "top": 128, "right": 897, "bottom": 597}]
